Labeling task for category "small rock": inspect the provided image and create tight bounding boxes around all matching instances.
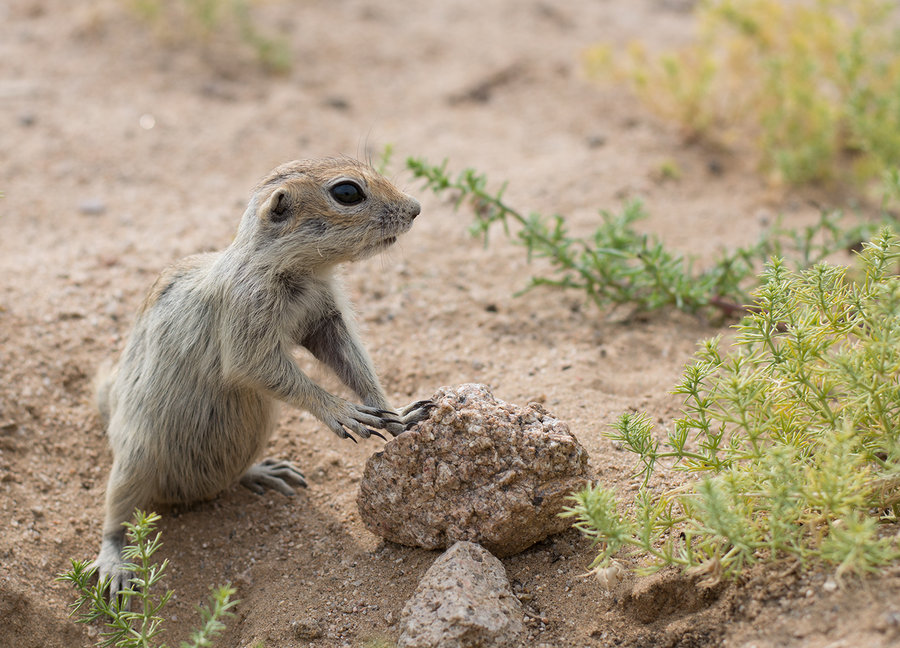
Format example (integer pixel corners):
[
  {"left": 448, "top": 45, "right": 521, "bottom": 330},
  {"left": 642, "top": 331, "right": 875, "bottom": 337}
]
[
  {"left": 323, "top": 96, "right": 351, "bottom": 111},
  {"left": 78, "top": 199, "right": 106, "bottom": 216},
  {"left": 200, "top": 81, "right": 238, "bottom": 101},
  {"left": 398, "top": 541, "right": 524, "bottom": 648},
  {"left": 881, "top": 610, "right": 900, "bottom": 629},
  {"left": 592, "top": 560, "right": 626, "bottom": 590},
  {"left": 357, "top": 384, "right": 592, "bottom": 556},
  {"left": 291, "top": 617, "right": 324, "bottom": 640},
  {"left": 586, "top": 134, "right": 607, "bottom": 149}
]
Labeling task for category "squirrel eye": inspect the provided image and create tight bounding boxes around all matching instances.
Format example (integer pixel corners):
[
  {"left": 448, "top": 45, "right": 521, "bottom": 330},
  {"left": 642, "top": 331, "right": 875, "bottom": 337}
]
[{"left": 330, "top": 182, "right": 365, "bottom": 206}]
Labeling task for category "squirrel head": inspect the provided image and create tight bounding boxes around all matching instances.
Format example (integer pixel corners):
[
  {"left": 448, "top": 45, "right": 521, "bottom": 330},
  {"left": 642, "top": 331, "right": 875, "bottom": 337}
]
[{"left": 237, "top": 158, "right": 420, "bottom": 269}]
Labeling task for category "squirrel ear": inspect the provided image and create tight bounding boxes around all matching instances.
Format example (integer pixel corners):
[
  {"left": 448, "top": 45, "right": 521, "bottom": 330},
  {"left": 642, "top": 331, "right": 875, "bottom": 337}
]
[{"left": 264, "top": 188, "right": 291, "bottom": 223}]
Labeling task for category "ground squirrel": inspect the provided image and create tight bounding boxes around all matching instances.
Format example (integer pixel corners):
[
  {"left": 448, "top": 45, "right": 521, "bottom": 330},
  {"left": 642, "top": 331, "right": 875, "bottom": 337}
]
[{"left": 93, "top": 158, "right": 430, "bottom": 595}]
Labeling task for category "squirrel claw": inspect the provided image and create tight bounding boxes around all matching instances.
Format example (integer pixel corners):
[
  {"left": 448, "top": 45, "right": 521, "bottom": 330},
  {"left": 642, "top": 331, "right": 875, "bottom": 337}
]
[
  {"left": 241, "top": 459, "right": 307, "bottom": 495},
  {"left": 402, "top": 400, "right": 434, "bottom": 429},
  {"left": 402, "top": 399, "right": 435, "bottom": 415}
]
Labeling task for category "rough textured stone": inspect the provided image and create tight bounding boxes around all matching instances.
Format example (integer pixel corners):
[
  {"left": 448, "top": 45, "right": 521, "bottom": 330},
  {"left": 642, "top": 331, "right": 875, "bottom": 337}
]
[
  {"left": 357, "top": 383, "right": 592, "bottom": 556},
  {"left": 398, "top": 541, "right": 524, "bottom": 648}
]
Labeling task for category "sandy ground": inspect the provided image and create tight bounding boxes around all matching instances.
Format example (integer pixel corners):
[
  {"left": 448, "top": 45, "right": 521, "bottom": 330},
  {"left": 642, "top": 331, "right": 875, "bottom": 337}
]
[{"left": 3, "top": 1, "right": 900, "bottom": 647}]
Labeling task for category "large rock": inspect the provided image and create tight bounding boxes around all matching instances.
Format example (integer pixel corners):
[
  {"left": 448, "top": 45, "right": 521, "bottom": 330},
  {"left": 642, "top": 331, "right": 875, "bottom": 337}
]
[
  {"left": 357, "top": 383, "right": 591, "bottom": 556},
  {"left": 398, "top": 541, "right": 524, "bottom": 648}
]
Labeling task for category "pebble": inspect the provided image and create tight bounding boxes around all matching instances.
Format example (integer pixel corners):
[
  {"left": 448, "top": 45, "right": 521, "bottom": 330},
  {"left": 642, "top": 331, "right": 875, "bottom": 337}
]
[{"left": 78, "top": 199, "right": 106, "bottom": 216}]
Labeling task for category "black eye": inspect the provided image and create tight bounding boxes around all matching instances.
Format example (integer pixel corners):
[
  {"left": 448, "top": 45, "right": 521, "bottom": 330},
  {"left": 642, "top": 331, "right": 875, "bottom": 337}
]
[{"left": 330, "top": 182, "right": 365, "bottom": 206}]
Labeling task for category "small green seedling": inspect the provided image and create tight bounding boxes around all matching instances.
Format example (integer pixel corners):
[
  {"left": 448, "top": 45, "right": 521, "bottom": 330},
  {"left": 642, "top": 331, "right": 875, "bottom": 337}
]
[{"left": 58, "top": 510, "right": 237, "bottom": 648}]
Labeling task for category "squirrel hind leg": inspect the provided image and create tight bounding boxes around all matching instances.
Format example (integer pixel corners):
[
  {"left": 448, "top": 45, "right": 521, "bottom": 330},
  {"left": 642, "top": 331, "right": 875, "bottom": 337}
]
[
  {"left": 240, "top": 458, "right": 308, "bottom": 496},
  {"left": 91, "top": 529, "right": 131, "bottom": 599},
  {"left": 94, "top": 460, "right": 147, "bottom": 598}
]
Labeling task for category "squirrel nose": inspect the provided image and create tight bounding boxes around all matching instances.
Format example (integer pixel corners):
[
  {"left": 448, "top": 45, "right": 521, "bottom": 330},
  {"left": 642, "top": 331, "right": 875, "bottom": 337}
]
[{"left": 409, "top": 198, "right": 421, "bottom": 219}]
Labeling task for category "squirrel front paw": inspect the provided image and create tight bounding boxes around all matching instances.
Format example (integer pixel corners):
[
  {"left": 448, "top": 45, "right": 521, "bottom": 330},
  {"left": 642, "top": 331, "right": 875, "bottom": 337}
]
[
  {"left": 315, "top": 400, "right": 399, "bottom": 442},
  {"left": 383, "top": 399, "right": 435, "bottom": 437},
  {"left": 317, "top": 398, "right": 433, "bottom": 441}
]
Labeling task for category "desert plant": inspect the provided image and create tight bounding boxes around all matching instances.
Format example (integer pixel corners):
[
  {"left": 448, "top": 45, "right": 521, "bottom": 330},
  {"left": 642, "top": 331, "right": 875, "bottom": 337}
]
[
  {"left": 587, "top": 0, "right": 900, "bottom": 191},
  {"left": 128, "top": 0, "right": 291, "bottom": 73},
  {"left": 563, "top": 230, "right": 900, "bottom": 581},
  {"left": 407, "top": 157, "right": 879, "bottom": 318},
  {"left": 373, "top": 143, "right": 395, "bottom": 176},
  {"left": 58, "top": 510, "right": 237, "bottom": 648}
]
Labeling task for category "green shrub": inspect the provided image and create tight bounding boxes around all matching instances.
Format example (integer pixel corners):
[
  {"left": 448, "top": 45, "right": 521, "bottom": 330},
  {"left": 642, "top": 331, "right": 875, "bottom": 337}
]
[
  {"left": 563, "top": 230, "right": 900, "bottom": 581},
  {"left": 587, "top": 0, "right": 900, "bottom": 191},
  {"left": 58, "top": 511, "right": 237, "bottom": 648}
]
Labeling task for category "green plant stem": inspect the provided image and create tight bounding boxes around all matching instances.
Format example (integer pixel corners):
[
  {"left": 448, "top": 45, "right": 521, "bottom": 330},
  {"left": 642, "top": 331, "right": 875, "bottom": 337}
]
[{"left": 407, "top": 157, "right": 881, "bottom": 319}]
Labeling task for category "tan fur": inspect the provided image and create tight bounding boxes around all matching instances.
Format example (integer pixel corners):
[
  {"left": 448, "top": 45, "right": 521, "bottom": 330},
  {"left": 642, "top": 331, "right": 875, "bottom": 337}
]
[
  {"left": 92, "top": 158, "right": 428, "bottom": 596},
  {"left": 137, "top": 255, "right": 208, "bottom": 314}
]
